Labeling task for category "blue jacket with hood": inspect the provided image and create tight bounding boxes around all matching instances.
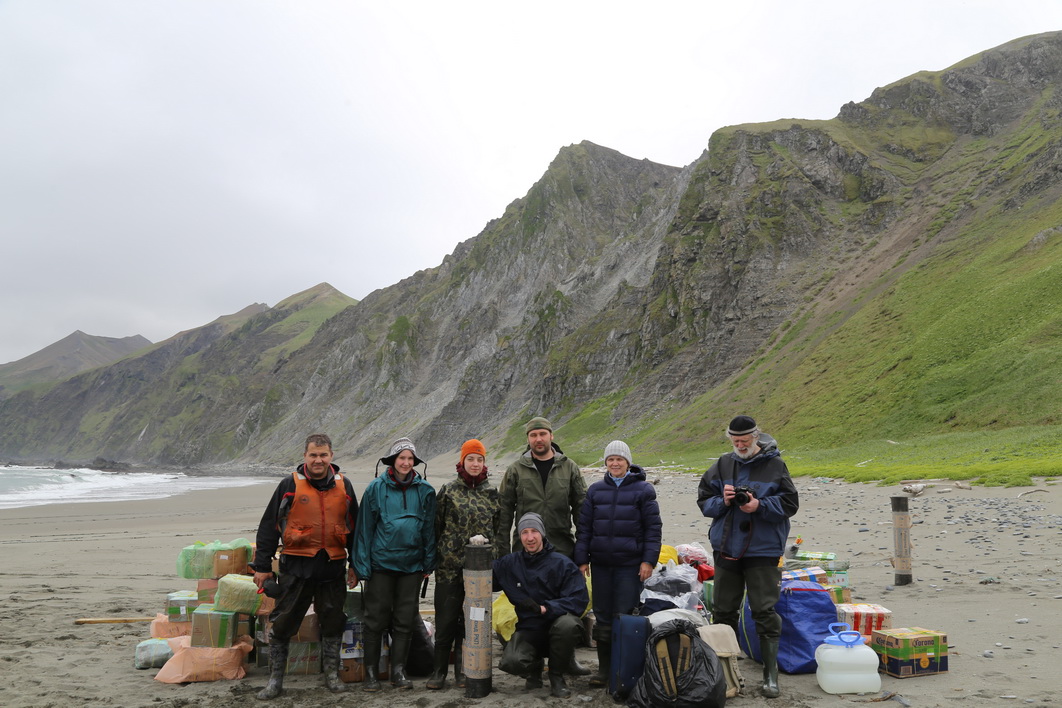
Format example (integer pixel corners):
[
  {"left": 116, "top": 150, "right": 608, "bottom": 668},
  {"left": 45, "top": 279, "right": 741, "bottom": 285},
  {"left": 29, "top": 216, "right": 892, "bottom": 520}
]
[
  {"left": 353, "top": 468, "right": 437, "bottom": 579},
  {"left": 696, "top": 436, "right": 799, "bottom": 559},
  {"left": 493, "top": 538, "right": 589, "bottom": 634}
]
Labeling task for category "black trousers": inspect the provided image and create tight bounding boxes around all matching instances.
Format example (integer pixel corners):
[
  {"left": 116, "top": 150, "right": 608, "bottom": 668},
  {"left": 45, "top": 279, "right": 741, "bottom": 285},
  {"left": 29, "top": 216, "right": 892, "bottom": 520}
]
[
  {"left": 268, "top": 573, "right": 347, "bottom": 642},
  {"left": 711, "top": 553, "right": 782, "bottom": 640}
]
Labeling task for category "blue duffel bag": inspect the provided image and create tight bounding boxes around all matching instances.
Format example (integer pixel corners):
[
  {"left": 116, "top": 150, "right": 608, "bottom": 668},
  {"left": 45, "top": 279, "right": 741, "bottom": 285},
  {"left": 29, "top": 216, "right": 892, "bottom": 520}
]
[{"left": 737, "top": 579, "right": 836, "bottom": 673}]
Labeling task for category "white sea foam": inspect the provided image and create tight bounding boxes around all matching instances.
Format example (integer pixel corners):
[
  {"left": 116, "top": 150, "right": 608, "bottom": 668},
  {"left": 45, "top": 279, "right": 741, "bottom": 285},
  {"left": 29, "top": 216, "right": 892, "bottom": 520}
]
[{"left": 0, "top": 466, "right": 271, "bottom": 509}]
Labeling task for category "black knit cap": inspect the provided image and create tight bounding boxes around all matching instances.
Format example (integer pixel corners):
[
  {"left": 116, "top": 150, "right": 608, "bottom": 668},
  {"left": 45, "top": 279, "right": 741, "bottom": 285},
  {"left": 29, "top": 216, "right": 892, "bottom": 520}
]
[{"left": 727, "top": 415, "right": 758, "bottom": 436}]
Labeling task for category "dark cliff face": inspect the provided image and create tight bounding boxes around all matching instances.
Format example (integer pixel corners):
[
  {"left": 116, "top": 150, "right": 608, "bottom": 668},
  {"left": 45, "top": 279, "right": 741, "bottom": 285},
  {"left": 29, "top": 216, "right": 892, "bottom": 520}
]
[{"left": 3, "top": 33, "right": 1062, "bottom": 464}]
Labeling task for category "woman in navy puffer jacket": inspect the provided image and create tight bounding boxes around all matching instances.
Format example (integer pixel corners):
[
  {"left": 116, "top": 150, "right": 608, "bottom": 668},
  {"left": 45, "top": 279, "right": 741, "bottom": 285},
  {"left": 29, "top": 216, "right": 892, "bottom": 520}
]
[{"left": 574, "top": 440, "right": 662, "bottom": 688}]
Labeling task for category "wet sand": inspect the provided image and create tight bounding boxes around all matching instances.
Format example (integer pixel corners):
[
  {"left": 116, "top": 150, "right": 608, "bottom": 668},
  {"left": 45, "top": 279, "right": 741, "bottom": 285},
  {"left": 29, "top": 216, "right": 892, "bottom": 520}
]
[{"left": 0, "top": 471, "right": 1058, "bottom": 707}]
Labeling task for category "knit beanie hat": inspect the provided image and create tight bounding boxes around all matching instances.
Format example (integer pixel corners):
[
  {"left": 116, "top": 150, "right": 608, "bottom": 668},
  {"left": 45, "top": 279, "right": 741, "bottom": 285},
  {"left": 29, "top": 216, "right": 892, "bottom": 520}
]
[
  {"left": 460, "top": 439, "right": 487, "bottom": 462},
  {"left": 603, "top": 440, "right": 632, "bottom": 465},
  {"left": 517, "top": 511, "right": 547, "bottom": 538},
  {"left": 727, "top": 415, "right": 758, "bottom": 436},
  {"left": 525, "top": 416, "right": 552, "bottom": 434}
]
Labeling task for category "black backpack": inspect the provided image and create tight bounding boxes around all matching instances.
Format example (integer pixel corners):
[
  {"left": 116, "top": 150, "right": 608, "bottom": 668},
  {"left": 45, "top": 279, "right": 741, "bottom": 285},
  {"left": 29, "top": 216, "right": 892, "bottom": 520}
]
[{"left": 626, "top": 619, "right": 728, "bottom": 708}]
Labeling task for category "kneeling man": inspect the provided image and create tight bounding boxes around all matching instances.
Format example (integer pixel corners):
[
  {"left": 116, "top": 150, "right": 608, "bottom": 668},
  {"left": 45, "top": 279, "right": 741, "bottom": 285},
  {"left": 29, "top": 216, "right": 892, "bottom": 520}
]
[{"left": 493, "top": 512, "right": 589, "bottom": 698}]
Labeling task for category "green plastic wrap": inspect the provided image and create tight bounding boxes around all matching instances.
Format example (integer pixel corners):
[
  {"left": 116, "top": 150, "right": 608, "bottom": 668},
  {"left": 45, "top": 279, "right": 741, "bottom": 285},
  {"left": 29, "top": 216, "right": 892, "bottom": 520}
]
[
  {"left": 176, "top": 538, "right": 253, "bottom": 579},
  {"left": 213, "top": 573, "right": 262, "bottom": 614}
]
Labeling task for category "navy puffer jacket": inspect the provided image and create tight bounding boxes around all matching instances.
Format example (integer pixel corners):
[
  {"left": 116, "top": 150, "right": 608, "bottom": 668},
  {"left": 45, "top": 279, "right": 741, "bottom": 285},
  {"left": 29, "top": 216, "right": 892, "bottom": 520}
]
[{"left": 573, "top": 466, "right": 663, "bottom": 567}]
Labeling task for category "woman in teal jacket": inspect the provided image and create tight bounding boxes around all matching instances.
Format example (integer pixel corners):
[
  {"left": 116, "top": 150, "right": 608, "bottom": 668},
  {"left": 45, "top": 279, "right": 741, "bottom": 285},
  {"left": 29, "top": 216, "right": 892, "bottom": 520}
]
[{"left": 353, "top": 437, "right": 437, "bottom": 691}]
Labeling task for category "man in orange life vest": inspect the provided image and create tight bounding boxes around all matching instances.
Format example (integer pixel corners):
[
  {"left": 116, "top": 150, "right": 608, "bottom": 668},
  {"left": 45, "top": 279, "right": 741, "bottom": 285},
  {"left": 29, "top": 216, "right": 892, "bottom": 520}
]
[{"left": 252, "top": 433, "right": 359, "bottom": 700}]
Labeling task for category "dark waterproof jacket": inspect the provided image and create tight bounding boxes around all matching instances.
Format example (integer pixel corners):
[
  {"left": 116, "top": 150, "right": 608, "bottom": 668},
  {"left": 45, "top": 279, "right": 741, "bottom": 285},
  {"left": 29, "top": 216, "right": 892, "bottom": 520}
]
[
  {"left": 493, "top": 539, "right": 589, "bottom": 634},
  {"left": 696, "top": 439, "right": 799, "bottom": 559},
  {"left": 574, "top": 466, "right": 663, "bottom": 567},
  {"left": 252, "top": 464, "right": 358, "bottom": 579},
  {"left": 353, "top": 469, "right": 437, "bottom": 579}
]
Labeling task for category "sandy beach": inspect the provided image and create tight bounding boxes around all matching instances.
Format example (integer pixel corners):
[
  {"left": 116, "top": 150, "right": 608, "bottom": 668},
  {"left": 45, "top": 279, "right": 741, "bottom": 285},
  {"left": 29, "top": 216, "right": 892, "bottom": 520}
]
[{"left": 0, "top": 470, "right": 1058, "bottom": 708}]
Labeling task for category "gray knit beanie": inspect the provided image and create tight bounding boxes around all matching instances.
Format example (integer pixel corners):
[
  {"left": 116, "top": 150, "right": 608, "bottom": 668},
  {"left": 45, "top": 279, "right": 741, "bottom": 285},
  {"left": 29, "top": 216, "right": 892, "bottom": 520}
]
[
  {"left": 517, "top": 512, "right": 547, "bottom": 539},
  {"left": 603, "top": 440, "right": 632, "bottom": 465}
]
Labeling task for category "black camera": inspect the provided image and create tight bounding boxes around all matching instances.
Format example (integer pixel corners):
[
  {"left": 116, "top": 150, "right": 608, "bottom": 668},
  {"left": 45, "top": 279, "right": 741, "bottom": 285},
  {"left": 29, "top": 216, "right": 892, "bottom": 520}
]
[{"left": 733, "top": 486, "right": 754, "bottom": 506}]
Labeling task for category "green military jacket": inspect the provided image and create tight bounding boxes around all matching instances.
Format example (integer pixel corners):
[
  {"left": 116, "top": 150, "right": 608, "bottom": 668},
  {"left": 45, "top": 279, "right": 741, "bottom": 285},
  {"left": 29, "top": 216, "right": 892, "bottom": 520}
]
[{"left": 499, "top": 448, "right": 587, "bottom": 558}]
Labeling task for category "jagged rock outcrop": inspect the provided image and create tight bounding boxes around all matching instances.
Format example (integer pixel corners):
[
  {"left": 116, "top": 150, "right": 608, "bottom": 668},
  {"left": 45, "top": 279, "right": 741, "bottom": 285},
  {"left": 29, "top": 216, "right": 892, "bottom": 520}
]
[{"left": 2, "top": 33, "right": 1061, "bottom": 464}]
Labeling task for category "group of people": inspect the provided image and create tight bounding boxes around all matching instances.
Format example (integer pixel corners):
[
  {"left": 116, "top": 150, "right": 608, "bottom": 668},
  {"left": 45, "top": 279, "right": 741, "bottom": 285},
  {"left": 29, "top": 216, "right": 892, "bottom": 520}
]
[{"left": 250, "top": 414, "right": 798, "bottom": 701}]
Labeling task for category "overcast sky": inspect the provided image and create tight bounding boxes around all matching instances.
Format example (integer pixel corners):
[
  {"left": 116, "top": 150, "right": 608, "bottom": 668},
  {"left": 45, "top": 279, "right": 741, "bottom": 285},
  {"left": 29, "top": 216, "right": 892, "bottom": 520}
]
[{"left": 1, "top": 1, "right": 1059, "bottom": 365}]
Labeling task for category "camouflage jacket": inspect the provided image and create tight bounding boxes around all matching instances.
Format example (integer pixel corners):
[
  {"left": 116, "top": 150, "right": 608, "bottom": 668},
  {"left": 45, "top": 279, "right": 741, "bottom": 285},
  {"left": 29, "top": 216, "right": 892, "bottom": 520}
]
[{"left": 434, "top": 476, "right": 503, "bottom": 584}]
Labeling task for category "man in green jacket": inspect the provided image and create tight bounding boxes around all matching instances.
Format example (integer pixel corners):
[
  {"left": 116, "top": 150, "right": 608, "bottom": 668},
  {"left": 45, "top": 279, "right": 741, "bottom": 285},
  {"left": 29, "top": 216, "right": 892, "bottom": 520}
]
[
  {"left": 499, "top": 417, "right": 587, "bottom": 560},
  {"left": 499, "top": 417, "right": 590, "bottom": 675}
]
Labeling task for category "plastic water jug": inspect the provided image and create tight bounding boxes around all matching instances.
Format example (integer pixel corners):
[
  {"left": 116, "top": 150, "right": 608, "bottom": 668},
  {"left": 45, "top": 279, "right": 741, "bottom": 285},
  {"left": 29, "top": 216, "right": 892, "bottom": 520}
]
[{"left": 815, "top": 622, "right": 881, "bottom": 694}]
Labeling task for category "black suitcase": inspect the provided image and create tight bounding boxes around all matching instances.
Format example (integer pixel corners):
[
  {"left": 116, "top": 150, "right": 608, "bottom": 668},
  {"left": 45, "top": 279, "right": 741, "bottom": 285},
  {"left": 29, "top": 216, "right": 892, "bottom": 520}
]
[{"left": 609, "top": 613, "right": 651, "bottom": 700}]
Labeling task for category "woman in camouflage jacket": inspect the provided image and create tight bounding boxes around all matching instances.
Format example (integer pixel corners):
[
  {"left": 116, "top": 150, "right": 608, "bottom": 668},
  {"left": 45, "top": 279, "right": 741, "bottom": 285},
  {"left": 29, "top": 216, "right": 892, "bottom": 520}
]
[{"left": 426, "top": 439, "right": 503, "bottom": 690}]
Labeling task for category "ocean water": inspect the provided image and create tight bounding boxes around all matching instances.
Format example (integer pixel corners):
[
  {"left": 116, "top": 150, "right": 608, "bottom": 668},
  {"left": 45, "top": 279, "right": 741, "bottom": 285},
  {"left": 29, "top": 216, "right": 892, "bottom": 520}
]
[{"left": 0, "top": 466, "right": 271, "bottom": 510}]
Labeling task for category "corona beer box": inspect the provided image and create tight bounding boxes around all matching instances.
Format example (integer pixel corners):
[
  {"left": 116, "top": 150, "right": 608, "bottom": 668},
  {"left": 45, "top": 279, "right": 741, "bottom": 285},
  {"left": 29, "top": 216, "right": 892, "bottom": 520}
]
[
  {"left": 781, "top": 566, "right": 827, "bottom": 584},
  {"left": 871, "top": 627, "right": 948, "bottom": 678},
  {"left": 793, "top": 550, "right": 835, "bottom": 562},
  {"left": 836, "top": 603, "right": 892, "bottom": 636}
]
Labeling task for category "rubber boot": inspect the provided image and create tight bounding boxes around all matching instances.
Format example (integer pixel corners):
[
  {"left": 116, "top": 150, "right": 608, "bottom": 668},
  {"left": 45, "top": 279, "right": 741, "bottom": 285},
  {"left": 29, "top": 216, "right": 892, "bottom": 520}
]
[
  {"left": 760, "top": 639, "right": 780, "bottom": 699},
  {"left": 525, "top": 658, "right": 544, "bottom": 689},
  {"left": 390, "top": 632, "right": 413, "bottom": 689},
  {"left": 256, "top": 642, "right": 289, "bottom": 700},
  {"left": 566, "top": 657, "right": 592, "bottom": 676},
  {"left": 453, "top": 637, "right": 467, "bottom": 688},
  {"left": 321, "top": 636, "right": 347, "bottom": 693},
  {"left": 425, "top": 646, "right": 449, "bottom": 690},
  {"left": 589, "top": 639, "right": 611, "bottom": 688},
  {"left": 362, "top": 631, "right": 382, "bottom": 692},
  {"left": 548, "top": 671, "right": 572, "bottom": 699}
]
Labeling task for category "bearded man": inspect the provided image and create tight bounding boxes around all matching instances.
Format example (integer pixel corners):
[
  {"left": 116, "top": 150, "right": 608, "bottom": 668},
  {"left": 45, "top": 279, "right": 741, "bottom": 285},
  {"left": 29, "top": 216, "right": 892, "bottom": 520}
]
[{"left": 696, "top": 415, "right": 799, "bottom": 699}]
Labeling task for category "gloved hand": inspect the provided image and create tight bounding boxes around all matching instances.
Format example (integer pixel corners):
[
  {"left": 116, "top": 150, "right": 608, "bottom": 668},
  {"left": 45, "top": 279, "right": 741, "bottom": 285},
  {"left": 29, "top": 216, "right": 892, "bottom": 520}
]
[{"left": 517, "top": 597, "right": 541, "bottom": 613}]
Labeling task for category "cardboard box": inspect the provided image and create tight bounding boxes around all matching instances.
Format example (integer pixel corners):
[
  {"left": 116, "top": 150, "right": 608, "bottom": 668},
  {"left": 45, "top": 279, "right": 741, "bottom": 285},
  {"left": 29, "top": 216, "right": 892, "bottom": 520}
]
[
  {"left": 176, "top": 539, "right": 251, "bottom": 579},
  {"left": 872, "top": 627, "right": 948, "bottom": 678},
  {"left": 190, "top": 604, "right": 238, "bottom": 648},
  {"left": 339, "top": 655, "right": 389, "bottom": 683},
  {"left": 341, "top": 618, "right": 364, "bottom": 659},
  {"left": 166, "top": 590, "right": 201, "bottom": 622},
  {"left": 823, "top": 584, "right": 851, "bottom": 604},
  {"left": 781, "top": 566, "right": 828, "bottom": 584},
  {"left": 287, "top": 641, "right": 322, "bottom": 675},
  {"left": 259, "top": 606, "right": 320, "bottom": 643},
  {"left": 836, "top": 603, "right": 892, "bottom": 636},
  {"left": 196, "top": 579, "right": 219, "bottom": 603},
  {"left": 825, "top": 569, "right": 850, "bottom": 587},
  {"left": 214, "top": 573, "right": 262, "bottom": 614},
  {"left": 793, "top": 550, "right": 836, "bottom": 562}
]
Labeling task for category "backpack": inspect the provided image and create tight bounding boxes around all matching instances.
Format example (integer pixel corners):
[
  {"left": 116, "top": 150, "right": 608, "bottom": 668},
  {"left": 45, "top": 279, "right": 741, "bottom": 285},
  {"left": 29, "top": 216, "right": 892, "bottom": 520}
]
[
  {"left": 626, "top": 619, "right": 727, "bottom": 708},
  {"left": 697, "top": 623, "right": 745, "bottom": 698}
]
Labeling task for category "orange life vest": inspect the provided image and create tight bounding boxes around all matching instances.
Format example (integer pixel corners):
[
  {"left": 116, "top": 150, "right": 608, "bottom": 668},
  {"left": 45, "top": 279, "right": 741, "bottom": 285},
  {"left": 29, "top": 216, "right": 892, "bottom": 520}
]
[{"left": 281, "top": 470, "right": 350, "bottom": 561}]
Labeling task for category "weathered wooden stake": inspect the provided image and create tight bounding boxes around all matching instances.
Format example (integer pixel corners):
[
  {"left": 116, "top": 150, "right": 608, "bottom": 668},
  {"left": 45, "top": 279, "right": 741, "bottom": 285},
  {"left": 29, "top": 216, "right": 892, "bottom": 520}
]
[
  {"left": 891, "top": 496, "right": 913, "bottom": 586},
  {"left": 463, "top": 543, "right": 493, "bottom": 698}
]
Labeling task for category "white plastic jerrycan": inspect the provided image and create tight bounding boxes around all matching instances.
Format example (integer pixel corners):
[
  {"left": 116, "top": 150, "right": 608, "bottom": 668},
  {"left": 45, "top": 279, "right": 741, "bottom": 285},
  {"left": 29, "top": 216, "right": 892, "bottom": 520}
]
[{"left": 815, "top": 622, "right": 881, "bottom": 694}]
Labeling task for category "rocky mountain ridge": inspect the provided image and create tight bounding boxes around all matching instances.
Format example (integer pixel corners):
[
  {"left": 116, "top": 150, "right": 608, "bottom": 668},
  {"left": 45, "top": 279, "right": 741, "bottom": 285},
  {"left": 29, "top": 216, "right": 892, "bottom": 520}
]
[{"left": 1, "top": 32, "right": 1059, "bottom": 467}]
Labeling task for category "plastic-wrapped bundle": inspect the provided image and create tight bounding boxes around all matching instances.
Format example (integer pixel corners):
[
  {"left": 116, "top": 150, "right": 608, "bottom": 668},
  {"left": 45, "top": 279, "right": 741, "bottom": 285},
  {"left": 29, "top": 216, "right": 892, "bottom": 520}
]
[
  {"left": 176, "top": 539, "right": 252, "bottom": 579},
  {"left": 134, "top": 638, "right": 174, "bottom": 669},
  {"left": 626, "top": 619, "right": 727, "bottom": 708},
  {"left": 213, "top": 573, "right": 262, "bottom": 614},
  {"left": 154, "top": 636, "right": 253, "bottom": 683}
]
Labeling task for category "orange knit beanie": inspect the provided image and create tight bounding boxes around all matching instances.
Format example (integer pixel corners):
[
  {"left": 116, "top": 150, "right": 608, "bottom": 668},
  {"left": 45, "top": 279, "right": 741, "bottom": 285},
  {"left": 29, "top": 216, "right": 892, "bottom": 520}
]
[{"left": 460, "top": 439, "right": 487, "bottom": 462}]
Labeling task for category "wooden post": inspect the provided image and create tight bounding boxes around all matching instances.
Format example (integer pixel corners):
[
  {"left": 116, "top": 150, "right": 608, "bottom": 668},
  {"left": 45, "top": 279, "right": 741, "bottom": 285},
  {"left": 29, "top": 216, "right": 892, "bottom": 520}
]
[
  {"left": 891, "top": 496, "right": 913, "bottom": 586},
  {"left": 463, "top": 544, "right": 493, "bottom": 698}
]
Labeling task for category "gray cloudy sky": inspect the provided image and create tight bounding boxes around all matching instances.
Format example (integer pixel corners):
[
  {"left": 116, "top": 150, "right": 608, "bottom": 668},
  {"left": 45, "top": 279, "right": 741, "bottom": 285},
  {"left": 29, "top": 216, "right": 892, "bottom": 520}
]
[{"left": 1, "top": 1, "right": 1058, "bottom": 364}]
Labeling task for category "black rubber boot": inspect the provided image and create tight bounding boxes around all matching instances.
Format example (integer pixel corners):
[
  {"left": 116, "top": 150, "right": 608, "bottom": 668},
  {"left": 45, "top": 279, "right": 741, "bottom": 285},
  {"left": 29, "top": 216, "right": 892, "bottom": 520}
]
[
  {"left": 525, "top": 658, "right": 544, "bottom": 689},
  {"left": 425, "top": 647, "right": 448, "bottom": 689},
  {"left": 589, "top": 639, "right": 611, "bottom": 688},
  {"left": 760, "top": 638, "right": 780, "bottom": 698},
  {"left": 390, "top": 632, "right": 413, "bottom": 689},
  {"left": 453, "top": 637, "right": 466, "bottom": 688},
  {"left": 566, "top": 657, "right": 592, "bottom": 676},
  {"left": 362, "top": 631, "right": 382, "bottom": 692},
  {"left": 321, "top": 636, "right": 347, "bottom": 693},
  {"left": 256, "top": 642, "right": 289, "bottom": 700},
  {"left": 548, "top": 671, "right": 572, "bottom": 699}
]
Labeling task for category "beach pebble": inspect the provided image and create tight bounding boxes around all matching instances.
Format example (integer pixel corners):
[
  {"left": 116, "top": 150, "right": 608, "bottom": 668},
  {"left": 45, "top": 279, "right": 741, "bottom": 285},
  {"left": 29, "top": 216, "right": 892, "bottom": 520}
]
[
  {"left": 983, "top": 650, "right": 995, "bottom": 657},
  {"left": 1015, "top": 618, "right": 1030, "bottom": 624}
]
